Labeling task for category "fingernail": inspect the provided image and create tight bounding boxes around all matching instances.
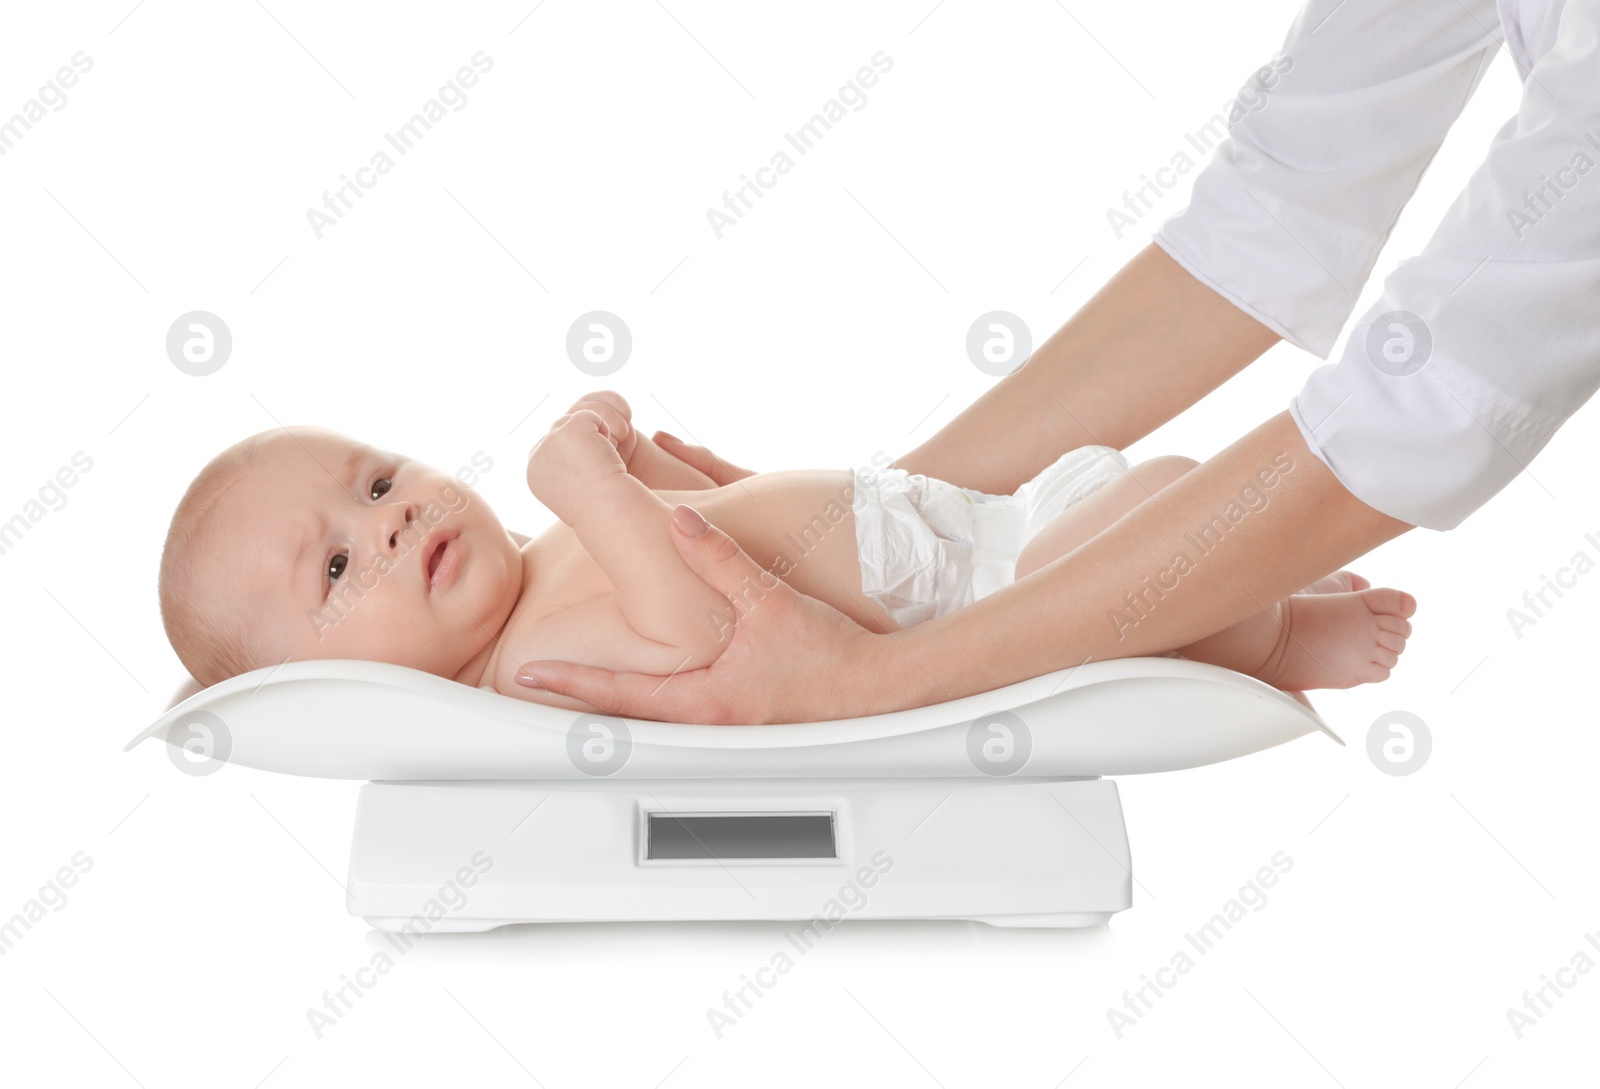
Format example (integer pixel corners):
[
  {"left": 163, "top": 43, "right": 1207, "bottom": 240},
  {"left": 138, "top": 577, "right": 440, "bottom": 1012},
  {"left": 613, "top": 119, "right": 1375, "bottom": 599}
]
[
  {"left": 672, "top": 504, "right": 708, "bottom": 537},
  {"left": 515, "top": 669, "right": 545, "bottom": 688},
  {"left": 1400, "top": 592, "right": 1415, "bottom": 610},
  {"left": 655, "top": 430, "right": 681, "bottom": 445}
]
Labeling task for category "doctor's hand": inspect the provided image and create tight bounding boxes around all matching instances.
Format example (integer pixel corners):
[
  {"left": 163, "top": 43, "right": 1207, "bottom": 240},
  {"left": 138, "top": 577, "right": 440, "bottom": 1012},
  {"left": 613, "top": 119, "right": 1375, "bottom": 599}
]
[
  {"left": 512, "top": 505, "right": 898, "bottom": 724},
  {"left": 650, "top": 431, "right": 758, "bottom": 487}
]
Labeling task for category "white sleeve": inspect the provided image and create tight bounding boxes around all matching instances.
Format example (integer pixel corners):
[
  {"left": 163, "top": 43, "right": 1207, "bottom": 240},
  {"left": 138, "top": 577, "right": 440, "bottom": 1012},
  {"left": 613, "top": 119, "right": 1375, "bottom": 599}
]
[
  {"left": 1288, "top": 0, "right": 1600, "bottom": 530},
  {"left": 1154, "top": 0, "right": 1504, "bottom": 357}
]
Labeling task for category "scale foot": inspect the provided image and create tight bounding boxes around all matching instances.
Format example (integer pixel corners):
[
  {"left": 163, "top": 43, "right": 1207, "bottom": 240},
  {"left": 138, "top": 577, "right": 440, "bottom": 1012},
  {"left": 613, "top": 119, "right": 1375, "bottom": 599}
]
[
  {"left": 970, "top": 911, "right": 1111, "bottom": 928},
  {"left": 363, "top": 916, "right": 512, "bottom": 934}
]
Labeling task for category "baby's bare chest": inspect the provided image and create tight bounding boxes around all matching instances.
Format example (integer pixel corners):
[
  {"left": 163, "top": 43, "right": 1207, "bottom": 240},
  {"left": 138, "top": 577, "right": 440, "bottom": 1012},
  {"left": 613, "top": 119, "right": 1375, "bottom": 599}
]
[{"left": 518, "top": 522, "right": 614, "bottom": 620}]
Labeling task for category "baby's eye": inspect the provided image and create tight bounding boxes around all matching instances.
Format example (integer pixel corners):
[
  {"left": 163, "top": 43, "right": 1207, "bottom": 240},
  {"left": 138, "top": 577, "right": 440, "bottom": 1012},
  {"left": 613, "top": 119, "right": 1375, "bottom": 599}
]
[
  {"left": 328, "top": 552, "right": 348, "bottom": 584},
  {"left": 370, "top": 477, "right": 392, "bottom": 500}
]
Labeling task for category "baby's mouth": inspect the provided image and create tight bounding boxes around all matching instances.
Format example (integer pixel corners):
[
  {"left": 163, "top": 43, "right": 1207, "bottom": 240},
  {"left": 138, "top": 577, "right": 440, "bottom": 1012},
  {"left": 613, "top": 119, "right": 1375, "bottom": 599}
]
[{"left": 425, "top": 532, "right": 461, "bottom": 590}]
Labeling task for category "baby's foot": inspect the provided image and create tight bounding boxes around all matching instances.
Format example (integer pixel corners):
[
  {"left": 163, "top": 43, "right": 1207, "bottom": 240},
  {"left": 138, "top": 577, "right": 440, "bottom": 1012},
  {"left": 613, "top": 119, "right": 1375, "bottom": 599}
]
[
  {"left": 1257, "top": 588, "right": 1416, "bottom": 690},
  {"left": 1298, "top": 569, "right": 1371, "bottom": 595}
]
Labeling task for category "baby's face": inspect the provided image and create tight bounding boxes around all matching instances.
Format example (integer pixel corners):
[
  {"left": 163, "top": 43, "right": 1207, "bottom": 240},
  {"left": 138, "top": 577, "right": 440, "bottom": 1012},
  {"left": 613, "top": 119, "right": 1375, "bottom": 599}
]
[{"left": 203, "top": 428, "right": 522, "bottom": 678}]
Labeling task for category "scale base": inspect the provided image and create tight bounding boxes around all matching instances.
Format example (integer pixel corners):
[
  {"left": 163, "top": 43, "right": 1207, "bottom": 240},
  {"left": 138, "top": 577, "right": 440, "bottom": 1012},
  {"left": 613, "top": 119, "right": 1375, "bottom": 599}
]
[{"left": 346, "top": 777, "right": 1132, "bottom": 931}]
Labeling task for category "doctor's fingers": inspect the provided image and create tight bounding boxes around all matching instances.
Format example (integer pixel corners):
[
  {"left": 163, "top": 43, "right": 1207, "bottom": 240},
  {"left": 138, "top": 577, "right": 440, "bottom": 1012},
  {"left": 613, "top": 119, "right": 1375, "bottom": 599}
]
[
  {"left": 652, "top": 431, "right": 757, "bottom": 486},
  {"left": 513, "top": 659, "right": 733, "bottom": 724}
]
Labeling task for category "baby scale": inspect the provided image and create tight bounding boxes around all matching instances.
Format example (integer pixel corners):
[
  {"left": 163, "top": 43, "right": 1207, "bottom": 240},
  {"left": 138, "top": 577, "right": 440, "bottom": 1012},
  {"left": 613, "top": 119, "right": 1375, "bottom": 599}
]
[{"left": 126, "top": 657, "right": 1338, "bottom": 929}]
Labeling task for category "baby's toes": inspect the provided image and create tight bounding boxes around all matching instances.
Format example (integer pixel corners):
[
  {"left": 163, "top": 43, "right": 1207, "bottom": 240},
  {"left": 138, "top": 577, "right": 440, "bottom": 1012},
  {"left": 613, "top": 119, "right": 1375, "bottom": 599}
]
[
  {"left": 1359, "top": 587, "right": 1414, "bottom": 620},
  {"left": 1377, "top": 613, "right": 1413, "bottom": 640},
  {"left": 1371, "top": 645, "right": 1400, "bottom": 670},
  {"left": 1376, "top": 629, "right": 1407, "bottom": 654}
]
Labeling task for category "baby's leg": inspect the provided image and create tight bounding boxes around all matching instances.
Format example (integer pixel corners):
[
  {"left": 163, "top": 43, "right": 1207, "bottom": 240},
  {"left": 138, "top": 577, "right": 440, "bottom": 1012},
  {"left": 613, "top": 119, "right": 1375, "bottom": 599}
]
[
  {"left": 1015, "top": 456, "right": 1198, "bottom": 574},
  {"left": 1014, "top": 455, "right": 1413, "bottom": 689}
]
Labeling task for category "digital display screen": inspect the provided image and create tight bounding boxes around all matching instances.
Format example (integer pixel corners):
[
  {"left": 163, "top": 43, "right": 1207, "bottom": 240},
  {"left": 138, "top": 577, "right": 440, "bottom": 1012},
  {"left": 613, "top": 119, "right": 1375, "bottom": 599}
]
[{"left": 645, "top": 812, "right": 837, "bottom": 860}]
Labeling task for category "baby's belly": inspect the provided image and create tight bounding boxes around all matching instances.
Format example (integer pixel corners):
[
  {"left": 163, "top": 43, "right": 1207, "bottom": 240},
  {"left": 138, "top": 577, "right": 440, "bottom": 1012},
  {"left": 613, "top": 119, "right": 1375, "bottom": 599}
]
[{"left": 657, "top": 469, "right": 898, "bottom": 633}]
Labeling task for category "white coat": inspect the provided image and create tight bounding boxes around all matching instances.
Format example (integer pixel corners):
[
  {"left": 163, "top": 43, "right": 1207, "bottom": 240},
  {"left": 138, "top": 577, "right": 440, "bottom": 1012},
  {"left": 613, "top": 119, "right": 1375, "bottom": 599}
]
[{"left": 1154, "top": 0, "right": 1598, "bottom": 529}]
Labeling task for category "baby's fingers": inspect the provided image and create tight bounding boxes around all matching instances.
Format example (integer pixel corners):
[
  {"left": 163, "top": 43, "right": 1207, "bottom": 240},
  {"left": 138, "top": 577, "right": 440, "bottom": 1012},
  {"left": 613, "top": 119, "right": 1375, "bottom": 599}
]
[
  {"left": 555, "top": 408, "right": 612, "bottom": 440},
  {"left": 567, "top": 392, "right": 631, "bottom": 443},
  {"left": 573, "top": 389, "right": 631, "bottom": 420}
]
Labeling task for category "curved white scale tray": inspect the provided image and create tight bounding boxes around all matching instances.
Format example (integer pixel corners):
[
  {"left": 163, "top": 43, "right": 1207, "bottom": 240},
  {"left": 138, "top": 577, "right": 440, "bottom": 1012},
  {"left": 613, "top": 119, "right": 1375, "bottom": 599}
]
[{"left": 124, "top": 656, "right": 1340, "bottom": 781}]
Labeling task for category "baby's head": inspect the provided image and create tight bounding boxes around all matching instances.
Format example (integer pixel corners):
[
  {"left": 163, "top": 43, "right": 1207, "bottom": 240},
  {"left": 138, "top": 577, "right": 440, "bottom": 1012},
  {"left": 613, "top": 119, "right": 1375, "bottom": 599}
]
[{"left": 159, "top": 426, "right": 523, "bottom": 687}]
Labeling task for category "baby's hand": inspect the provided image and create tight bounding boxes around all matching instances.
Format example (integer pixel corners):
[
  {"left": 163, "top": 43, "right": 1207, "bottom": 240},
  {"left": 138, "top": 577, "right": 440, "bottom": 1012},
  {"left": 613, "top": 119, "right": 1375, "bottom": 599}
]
[
  {"left": 564, "top": 390, "right": 638, "bottom": 467},
  {"left": 527, "top": 409, "right": 629, "bottom": 523}
]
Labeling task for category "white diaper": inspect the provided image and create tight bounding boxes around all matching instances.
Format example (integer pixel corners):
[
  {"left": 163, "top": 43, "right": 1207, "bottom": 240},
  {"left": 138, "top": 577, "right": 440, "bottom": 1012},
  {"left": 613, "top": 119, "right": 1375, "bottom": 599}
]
[{"left": 852, "top": 445, "right": 1132, "bottom": 627}]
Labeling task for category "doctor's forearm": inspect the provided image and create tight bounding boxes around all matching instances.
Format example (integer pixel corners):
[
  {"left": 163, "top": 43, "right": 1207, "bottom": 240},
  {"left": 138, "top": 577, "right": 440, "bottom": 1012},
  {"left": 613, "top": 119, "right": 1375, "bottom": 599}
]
[
  {"left": 894, "top": 243, "right": 1281, "bottom": 495},
  {"left": 880, "top": 411, "right": 1415, "bottom": 704}
]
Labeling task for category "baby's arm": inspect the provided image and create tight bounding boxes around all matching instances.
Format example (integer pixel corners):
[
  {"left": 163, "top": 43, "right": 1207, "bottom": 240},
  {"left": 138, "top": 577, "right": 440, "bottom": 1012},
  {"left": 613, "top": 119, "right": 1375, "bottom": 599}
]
[{"left": 528, "top": 410, "right": 736, "bottom": 669}]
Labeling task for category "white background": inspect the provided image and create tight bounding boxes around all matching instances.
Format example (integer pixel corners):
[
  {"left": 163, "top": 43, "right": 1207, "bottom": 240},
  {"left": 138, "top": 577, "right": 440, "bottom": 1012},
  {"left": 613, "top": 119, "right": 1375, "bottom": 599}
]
[{"left": 2, "top": 0, "right": 1596, "bottom": 1085}]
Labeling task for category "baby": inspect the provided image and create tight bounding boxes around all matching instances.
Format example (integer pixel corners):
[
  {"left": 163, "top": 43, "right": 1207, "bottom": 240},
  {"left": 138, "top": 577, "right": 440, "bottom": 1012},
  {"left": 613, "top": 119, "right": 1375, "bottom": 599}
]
[{"left": 157, "top": 391, "right": 1412, "bottom": 717}]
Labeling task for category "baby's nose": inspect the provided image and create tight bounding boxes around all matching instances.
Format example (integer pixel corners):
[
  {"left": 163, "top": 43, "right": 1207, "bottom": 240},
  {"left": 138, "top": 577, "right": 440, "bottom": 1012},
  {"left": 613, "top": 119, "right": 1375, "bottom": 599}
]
[{"left": 385, "top": 502, "right": 417, "bottom": 548}]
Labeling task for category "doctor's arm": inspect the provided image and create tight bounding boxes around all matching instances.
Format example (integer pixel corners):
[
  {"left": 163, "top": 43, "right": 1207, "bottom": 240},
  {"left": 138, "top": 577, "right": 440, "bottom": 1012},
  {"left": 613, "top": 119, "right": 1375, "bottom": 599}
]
[{"left": 892, "top": 243, "right": 1279, "bottom": 493}]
